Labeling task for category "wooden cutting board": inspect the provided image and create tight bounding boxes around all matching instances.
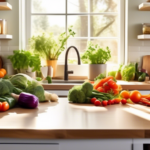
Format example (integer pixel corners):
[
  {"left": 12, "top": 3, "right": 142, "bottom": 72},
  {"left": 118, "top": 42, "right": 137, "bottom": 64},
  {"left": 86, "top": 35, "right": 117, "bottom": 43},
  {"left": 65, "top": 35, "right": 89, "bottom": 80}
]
[
  {"left": 0, "top": 56, "right": 3, "bottom": 69},
  {"left": 142, "top": 55, "right": 150, "bottom": 77},
  {"left": 127, "top": 103, "right": 150, "bottom": 114}
]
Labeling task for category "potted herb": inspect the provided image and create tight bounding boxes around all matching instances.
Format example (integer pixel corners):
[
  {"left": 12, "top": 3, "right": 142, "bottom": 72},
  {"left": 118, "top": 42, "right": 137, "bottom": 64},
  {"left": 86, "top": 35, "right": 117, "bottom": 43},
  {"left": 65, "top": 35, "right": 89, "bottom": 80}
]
[
  {"left": 8, "top": 50, "right": 41, "bottom": 78},
  {"left": 81, "top": 42, "right": 111, "bottom": 81},
  {"left": 29, "top": 26, "right": 75, "bottom": 77}
]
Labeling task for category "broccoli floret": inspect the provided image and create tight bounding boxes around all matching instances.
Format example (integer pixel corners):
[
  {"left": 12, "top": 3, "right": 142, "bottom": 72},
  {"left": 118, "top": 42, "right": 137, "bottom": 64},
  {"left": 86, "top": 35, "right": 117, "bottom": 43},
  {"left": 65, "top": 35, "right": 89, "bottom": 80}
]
[
  {"left": 68, "top": 82, "right": 93, "bottom": 103},
  {"left": 81, "top": 82, "right": 93, "bottom": 97},
  {"left": 68, "top": 85, "right": 86, "bottom": 103}
]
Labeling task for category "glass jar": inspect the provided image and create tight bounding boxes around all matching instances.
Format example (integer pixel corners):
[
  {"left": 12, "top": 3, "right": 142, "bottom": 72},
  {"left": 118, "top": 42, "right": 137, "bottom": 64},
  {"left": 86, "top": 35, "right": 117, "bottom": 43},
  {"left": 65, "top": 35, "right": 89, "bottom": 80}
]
[
  {"left": 0, "top": 19, "right": 7, "bottom": 34},
  {"left": 142, "top": 23, "right": 150, "bottom": 34}
]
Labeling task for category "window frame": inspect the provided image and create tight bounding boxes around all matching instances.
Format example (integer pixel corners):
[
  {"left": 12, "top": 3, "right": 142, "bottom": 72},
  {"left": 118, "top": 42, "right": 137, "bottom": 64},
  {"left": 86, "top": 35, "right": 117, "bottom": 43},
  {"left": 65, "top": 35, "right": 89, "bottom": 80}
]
[{"left": 20, "top": 0, "right": 125, "bottom": 66}]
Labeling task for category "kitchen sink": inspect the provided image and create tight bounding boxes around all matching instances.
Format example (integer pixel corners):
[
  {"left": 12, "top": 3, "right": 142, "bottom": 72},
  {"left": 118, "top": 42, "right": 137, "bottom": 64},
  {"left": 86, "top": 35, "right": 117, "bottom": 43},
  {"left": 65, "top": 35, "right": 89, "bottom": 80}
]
[{"left": 42, "top": 79, "right": 85, "bottom": 84}]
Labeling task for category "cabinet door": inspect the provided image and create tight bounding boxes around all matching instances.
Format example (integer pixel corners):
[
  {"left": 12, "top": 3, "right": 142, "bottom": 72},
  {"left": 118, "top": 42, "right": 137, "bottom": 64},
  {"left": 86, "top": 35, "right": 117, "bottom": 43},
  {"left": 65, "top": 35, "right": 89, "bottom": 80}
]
[{"left": 0, "top": 144, "right": 59, "bottom": 150}]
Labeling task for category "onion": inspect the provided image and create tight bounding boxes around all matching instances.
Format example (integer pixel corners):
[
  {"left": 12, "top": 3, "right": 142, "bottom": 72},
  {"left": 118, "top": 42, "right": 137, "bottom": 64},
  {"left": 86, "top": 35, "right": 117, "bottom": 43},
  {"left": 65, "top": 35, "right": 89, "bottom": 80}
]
[{"left": 11, "top": 92, "right": 39, "bottom": 109}]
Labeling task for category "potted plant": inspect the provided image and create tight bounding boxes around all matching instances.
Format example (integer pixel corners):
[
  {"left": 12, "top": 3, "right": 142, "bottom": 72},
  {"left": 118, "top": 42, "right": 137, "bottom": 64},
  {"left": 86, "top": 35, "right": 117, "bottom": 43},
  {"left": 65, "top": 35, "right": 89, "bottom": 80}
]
[
  {"left": 29, "top": 26, "right": 75, "bottom": 77},
  {"left": 81, "top": 42, "right": 111, "bottom": 81},
  {"left": 8, "top": 50, "right": 41, "bottom": 78}
]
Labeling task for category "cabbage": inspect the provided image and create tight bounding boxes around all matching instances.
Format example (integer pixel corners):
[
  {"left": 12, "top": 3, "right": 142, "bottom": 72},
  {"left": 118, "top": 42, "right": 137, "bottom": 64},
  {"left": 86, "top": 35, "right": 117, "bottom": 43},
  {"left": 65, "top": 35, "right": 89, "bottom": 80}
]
[
  {"left": 121, "top": 63, "right": 135, "bottom": 81},
  {"left": 9, "top": 73, "right": 58, "bottom": 102}
]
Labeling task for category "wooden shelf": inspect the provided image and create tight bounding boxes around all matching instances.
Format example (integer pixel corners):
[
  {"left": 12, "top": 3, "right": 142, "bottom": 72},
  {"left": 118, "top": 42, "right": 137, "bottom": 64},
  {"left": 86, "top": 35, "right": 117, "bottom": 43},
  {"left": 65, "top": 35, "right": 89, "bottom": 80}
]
[
  {"left": 139, "top": 2, "right": 150, "bottom": 11},
  {"left": 0, "top": 2, "right": 12, "bottom": 10},
  {"left": 0, "top": 34, "right": 12, "bottom": 39},
  {"left": 137, "top": 34, "right": 150, "bottom": 40}
]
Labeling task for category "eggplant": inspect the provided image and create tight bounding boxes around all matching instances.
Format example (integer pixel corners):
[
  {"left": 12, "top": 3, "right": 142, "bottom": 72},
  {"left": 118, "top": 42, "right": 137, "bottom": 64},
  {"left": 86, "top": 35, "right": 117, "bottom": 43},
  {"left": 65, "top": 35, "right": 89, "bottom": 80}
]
[{"left": 11, "top": 92, "right": 39, "bottom": 109}]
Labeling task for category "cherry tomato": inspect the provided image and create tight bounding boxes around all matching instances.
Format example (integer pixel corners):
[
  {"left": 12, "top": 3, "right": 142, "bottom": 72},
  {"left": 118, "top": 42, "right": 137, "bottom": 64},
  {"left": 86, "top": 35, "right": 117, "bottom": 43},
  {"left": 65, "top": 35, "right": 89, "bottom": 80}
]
[
  {"left": 102, "top": 101, "right": 108, "bottom": 106},
  {"left": 107, "top": 79, "right": 118, "bottom": 89},
  {"left": 114, "top": 98, "right": 121, "bottom": 104},
  {"left": 121, "top": 99, "right": 127, "bottom": 105},
  {"left": 90, "top": 97, "right": 97, "bottom": 104},
  {"left": 110, "top": 99, "right": 115, "bottom": 104},
  {"left": 94, "top": 100, "right": 101, "bottom": 106},
  {"left": 0, "top": 102, "right": 9, "bottom": 112},
  {"left": 107, "top": 100, "right": 112, "bottom": 105},
  {"left": 97, "top": 87, "right": 105, "bottom": 93},
  {"left": 120, "top": 90, "right": 130, "bottom": 99},
  {"left": 130, "top": 90, "right": 141, "bottom": 103}
]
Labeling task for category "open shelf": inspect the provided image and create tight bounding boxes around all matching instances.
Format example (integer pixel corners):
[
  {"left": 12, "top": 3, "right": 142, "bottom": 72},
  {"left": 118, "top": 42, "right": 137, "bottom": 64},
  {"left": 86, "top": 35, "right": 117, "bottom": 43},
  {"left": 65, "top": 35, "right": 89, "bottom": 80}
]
[
  {"left": 0, "top": 34, "right": 12, "bottom": 39},
  {"left": 137, "top": 34, "right": 150, "bottom": 40},
  {"left": 0, "top": 2, "right": 12, "bottom": 10},
  {"left": 139, "top": 2, "right": 150, "bottom": 11}
]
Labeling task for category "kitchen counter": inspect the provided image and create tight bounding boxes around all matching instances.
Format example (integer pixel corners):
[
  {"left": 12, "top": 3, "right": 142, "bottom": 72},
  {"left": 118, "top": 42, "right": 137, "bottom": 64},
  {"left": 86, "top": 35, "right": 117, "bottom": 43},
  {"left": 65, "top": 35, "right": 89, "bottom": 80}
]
[
  {"left": 0, "top": 98, "right": 150, "bottom": 139},
  {"left": 43, "top": 80, "right": 150, "bottom": 90}
]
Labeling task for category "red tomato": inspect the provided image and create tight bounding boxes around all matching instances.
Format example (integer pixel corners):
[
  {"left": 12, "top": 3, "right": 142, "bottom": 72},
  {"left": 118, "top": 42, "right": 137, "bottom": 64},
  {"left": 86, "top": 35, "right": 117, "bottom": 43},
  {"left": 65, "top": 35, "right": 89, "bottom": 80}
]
[
  {"left": 94, "top": 100, "right": 101, "bottom": 106},
  {"left": 121, "top": 99, "right": 127, "bottom": 105},
  {"left": 107, "top": 100, "right": 112, "bottom": 105},
  {"left": 97, "top": 87, "right": 105, "bottom": 93},
  {"left": 102, "top": 101, "right": 108, "bottom": 106},
  {"left": 114, "top": 98, "right": 121, "bottom": 104},
  {"left": 103, "top": 83, "right": 111, "bottom": 92},
  {"left": 113, "top": 89, "right": 119, "bottom": 95},
  {"left": 0, "top": 102, "right": 9, "bottom": 112},
  {"left": 90, "top": 97, "right": 97, "bottom": 104},
  {"left": 130, "top": 90, "right": 141, "bottom": 103},
  {"left": 110, "top": 99, "right": 115, "bottom": 104},
  {"left": 107, "top": 79, "right": 118, "bottom": 89}
]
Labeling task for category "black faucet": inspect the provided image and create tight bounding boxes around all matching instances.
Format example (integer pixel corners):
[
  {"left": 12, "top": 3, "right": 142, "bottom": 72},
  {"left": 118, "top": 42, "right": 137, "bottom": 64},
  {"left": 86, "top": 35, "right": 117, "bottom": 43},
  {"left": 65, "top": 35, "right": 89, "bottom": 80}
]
[{"left": 64, "top": 46, "right": 81, "bottom": 80}]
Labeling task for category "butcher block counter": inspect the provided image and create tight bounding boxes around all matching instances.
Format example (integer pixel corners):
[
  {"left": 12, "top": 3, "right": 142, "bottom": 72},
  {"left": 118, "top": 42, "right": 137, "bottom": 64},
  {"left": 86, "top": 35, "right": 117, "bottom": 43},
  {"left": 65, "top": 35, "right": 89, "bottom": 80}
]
[
  {"left": 43, "top": 80, "right": 150, "bottom": 90},
  {"left": 0, "top": 98, "right": 150, "bottom": 139}
]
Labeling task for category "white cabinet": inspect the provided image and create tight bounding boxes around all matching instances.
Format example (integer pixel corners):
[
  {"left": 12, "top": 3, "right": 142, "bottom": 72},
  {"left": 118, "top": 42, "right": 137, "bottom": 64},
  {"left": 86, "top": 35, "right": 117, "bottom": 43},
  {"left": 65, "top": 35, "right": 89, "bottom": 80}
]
[
  {"left": 133, "top": 139, "right": 150, "bottom": 150},
  {"left": 0, "top": 144, "right": 59, "bottom": 150}
]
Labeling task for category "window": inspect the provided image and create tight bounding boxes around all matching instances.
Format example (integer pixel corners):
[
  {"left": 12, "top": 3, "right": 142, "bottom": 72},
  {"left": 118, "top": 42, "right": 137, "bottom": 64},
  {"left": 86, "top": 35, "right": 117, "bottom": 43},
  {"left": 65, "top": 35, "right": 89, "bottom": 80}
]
[{"left": 25, "top": 0, "right": 125, "bottom": 66}]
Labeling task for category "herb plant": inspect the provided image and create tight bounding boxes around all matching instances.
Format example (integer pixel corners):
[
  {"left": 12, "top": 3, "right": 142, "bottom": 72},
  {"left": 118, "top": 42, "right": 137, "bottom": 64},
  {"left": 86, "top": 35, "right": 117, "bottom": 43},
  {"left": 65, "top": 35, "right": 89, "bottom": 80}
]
[
  {"left": 29, "top": 26, "right": 75, "bottom": 60},
  {"left": 81, "top": 42, "right": 111, "bottom": 64},
  {"left": 8, "top": 50, "right": 41, "bottom": 72}
]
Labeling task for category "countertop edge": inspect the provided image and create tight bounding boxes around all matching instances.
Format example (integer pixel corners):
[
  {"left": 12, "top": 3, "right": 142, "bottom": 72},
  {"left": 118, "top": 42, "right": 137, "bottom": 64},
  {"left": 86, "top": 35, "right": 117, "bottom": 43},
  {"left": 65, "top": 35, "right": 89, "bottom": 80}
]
[{"left": 0, "top": 129, "right": 149, "bottom": 139}]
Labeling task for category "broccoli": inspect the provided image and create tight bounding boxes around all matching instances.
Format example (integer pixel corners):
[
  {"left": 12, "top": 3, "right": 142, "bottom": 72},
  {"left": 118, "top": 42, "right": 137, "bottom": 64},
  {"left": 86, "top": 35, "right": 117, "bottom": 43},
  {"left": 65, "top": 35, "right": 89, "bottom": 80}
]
[{"left": 68, "top": 82, "right": 93, "bottom": 103}]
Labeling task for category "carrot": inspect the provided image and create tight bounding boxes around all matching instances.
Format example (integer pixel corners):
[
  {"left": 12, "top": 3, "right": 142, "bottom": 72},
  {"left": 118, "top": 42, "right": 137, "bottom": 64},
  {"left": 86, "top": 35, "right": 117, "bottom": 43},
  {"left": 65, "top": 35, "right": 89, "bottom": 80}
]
[
  {"left": 141, "top": 95, "right": 150, "bottom": 100},
  {"left": 94, "top": 76, "right": 114, "bottom": 90},
  {"left": 139, "top": 98, "right": 150, "bottom": 106}
]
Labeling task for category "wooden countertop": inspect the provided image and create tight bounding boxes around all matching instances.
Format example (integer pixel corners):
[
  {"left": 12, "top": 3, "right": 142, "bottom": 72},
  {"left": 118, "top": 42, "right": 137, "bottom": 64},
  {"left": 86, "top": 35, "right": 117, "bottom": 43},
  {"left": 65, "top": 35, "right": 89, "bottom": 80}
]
[
  {"left": 0, "top": 98, "right": 150, "bottom": 139},
  {"left": 43, "top": 80, "right": 150, "bottom": 90}
]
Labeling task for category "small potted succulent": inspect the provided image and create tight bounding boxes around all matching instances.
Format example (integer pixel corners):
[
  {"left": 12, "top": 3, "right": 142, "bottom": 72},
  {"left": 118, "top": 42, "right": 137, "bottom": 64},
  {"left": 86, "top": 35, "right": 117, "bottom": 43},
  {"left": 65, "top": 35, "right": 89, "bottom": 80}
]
[
  {"left": 8, "top": 50, "right": 41, "bottom": 78},
  {"left": 81, "top": 42, "right": 111, "bottom": 81}
]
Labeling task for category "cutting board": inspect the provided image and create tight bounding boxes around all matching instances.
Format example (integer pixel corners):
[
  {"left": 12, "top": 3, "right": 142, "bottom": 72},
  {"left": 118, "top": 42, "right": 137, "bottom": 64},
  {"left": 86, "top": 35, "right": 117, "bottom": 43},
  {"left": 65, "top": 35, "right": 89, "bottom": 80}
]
[
  {"left": 126, "top": 103, "right": 150, "bottom": 114},
  {"left": 142, "top": 55, "right": 150, "bottom": 77},
  {"left": 0, "top": 56, "right": 3, "bottom": 69}
]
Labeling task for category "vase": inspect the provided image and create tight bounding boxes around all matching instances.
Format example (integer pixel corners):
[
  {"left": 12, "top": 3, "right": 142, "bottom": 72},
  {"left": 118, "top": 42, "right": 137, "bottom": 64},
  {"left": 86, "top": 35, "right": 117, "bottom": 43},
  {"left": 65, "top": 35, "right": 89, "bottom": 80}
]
[
  {"left": 88, "top": 64, "right": 107, "bottom": 81},
  {"left": 46, "top": 60, "right": 57, "bottom": 77}
]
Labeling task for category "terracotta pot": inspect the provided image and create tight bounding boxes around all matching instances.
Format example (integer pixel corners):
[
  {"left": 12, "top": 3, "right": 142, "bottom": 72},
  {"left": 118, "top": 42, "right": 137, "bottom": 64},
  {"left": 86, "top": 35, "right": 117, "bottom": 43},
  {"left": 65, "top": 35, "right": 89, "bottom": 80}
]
[
  {"left": 88, "top": 64, "right": 107, "bottom": 81},
  {"left": 46, "top": 60, "right": 57, "bottom": 77}
]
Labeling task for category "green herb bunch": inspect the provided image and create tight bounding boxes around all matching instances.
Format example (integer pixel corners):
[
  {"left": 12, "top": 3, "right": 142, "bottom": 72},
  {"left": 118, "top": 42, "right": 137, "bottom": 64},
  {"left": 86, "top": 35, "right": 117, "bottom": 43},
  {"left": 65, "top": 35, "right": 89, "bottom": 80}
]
[
  {"left": 81, "top": 42, "right": 111, "bottom": 64},
  {"left": 29, "top": 26, "right": 75, "bottom": 60},
  {"left": 8, "top": 50, "right": 41, "bottom": 72}
]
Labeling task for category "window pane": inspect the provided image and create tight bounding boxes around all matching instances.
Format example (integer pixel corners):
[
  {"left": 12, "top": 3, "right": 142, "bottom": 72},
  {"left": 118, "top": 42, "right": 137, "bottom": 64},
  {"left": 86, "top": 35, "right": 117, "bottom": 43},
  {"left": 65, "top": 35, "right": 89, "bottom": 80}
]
[
  {"left": 90, "top": 15, "right": 118, "bottom": 37},
  {"left": 67, "top": 39, "right": 88, "bottom": 64},
  {"left": 90, "top": 0, "right": 118, "bottom": 13},
  {"left": 31, "top": 16, "right": 65, "bottom": 36},
  {"left": 68, "top": 16, "right": 88, "bottom": 37},
  {"left": 90, "top": 39, "right": 118, "bottom": 63},
  {"left": 68, "top": 0, "right": 88, "bottom": 13},
  {"left": 32, "top": 0, "right": 65, "bottom": 13}
]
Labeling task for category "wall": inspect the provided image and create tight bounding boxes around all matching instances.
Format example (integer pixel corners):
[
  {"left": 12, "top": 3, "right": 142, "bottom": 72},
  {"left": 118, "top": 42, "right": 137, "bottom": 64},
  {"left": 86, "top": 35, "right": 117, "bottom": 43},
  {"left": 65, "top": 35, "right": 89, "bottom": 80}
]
[
  {"left": 0, "top": 0, "right": 19, "bottom": 75},
  {"left": 127, "top": 0, "right": 150, "bottom": 67}
]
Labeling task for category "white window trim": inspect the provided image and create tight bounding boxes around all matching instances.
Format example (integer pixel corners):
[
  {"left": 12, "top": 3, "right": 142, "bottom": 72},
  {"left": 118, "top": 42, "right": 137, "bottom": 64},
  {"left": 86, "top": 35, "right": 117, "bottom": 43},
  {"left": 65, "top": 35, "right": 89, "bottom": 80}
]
[{"left": 19, "top": 0, "right": 126, "bottom": 74}]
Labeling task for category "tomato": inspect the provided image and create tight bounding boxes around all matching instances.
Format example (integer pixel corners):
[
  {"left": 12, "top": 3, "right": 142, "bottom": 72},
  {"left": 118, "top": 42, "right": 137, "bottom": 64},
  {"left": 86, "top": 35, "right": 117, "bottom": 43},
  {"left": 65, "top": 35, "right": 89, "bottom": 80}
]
[
  {"left": 97, "top": 87, "right": 105, "bottom": 93},
  {"left": 110, "top": 99, "right": 115, "bottom": 104},
  {"left": 107, "top": 100, "right": 112, "bottom": 105},
  {"left": 103, "top": 83, "right": 111, "bottom": 92},
  {"left": 102, "top": 101, "right": 108, "bottom": 106},
  {"left": 113, "top": 98, "right": 121, "bottom": 104},
  {"left": 130, "top": 90, "right": 141, "bottom": 103},
  {"left": 94, "top": 100, "right": 101, "bottom": 106},
  {"left": 107, "top": 79, "right": 118, "bottom": 89},
  {"left": 121, "top": 99, "right": 127, "bottom": 105},
  {"left": 113, "top": 89, "right": 119, "bottom": 95},
  {"left": 90, "top": 97, "right": 97, "bottom": 104},
  {"left": 120, "top": 90, "right": 130, "bottom": 99},
  {"left": 0, "top": 102, "right": 9, "bottom": 112}
]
